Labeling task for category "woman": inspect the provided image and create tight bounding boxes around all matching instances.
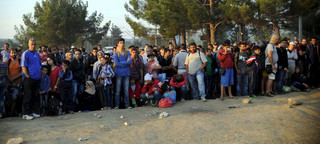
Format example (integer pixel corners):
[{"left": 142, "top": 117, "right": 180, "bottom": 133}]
[
  {"left": 78, "top": 80, "right": 99, "bottom": 111},
  {"left": 47, "top": 56, "right": 60, "bottom": 100}
]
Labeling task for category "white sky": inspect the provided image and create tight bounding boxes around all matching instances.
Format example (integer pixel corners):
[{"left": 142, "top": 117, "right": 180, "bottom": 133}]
[{"left": 0, "top": 0, "right": 139, "bottom": 39}]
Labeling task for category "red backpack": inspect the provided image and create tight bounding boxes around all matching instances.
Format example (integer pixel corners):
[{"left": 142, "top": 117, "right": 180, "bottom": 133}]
[{"left": 158, "top": 98, "right": 173, "bottom": 108}]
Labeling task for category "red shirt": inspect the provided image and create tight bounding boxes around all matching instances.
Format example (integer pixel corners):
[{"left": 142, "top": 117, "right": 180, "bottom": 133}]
[
  {"left": 50, "top": 66, "right": 61, "bottom": 93},
  {"left": 129, "top": 82, "right": 141, "bottom": 100},
  {"left": 218, "top": 49, "right": 234, "bottom": 69}
]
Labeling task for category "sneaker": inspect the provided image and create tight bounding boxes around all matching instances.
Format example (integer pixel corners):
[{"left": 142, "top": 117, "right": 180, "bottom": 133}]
[
  {"left": 114, "top": 107, "right": 119, "bottom": 109},
  {"left": 126, "top": 106, "right": 132, "bottom": 109},
  {"left": 180, "top": 98, "right": 185, "bottom": 103},
  {"left": 31, "top": 113, "right": 40, "bottom": 118},
  {"left": 22, "top": 115, "right": 34, "bottom": 120},
  {"left": 201, "top": 97, "right": 207, "bottom": 102},
  {"left": 68, "top": 111, "right": 74, "bottom": 114}
]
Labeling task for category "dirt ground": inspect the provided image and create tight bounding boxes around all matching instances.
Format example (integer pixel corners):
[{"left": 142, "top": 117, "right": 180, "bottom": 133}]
[{"left": 1, "top": 90, "right": 320, "bottom": 144}]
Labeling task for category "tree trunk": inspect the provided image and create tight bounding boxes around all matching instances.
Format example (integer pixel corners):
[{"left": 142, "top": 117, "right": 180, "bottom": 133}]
[
  {"left": 273, "top": 21, "right": 280, "bottom": 39},
  {"left": 181, "top": 30, "right": 186, "bottom": 44},
  {"left": 172, "top": 37, "right": 177, "bottom": 48},
  {"left": 210, "top": 23, "right": 215, "bottom": 44}
]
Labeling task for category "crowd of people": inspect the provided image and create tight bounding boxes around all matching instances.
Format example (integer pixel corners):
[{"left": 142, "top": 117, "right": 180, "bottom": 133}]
[{"left": 0, "top": 35, "right": 319, "bottom": 120}]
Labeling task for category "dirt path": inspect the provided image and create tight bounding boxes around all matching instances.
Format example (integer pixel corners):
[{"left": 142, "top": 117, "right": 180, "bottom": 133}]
[{"left": 1, "top": 90, "right": 320, "bottom": 144}]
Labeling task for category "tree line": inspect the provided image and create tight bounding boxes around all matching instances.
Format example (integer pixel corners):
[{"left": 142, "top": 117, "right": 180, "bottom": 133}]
[{"left": 125, "top": 0, "right": 320, "bottom": 46}]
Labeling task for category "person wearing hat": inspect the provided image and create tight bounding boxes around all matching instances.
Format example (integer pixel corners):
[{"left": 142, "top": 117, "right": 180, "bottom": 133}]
[
  {"left": 147, "top": 52, "right": 161, "bottom": 78},
  {"left": 286, "top": 41, "right": 298, "bottom": 85},
  {"left": 141, "top": 73, "right": 163, "bottom": 106}
]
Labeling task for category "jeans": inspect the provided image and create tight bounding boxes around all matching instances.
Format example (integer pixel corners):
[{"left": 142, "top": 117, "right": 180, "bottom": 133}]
[
  {"left": 140, "top": 90, "right": 162, "bottom": 104},
  {"left": 115, "top": 76, "right": 130, "bottom": 108},
  {"left": 0, "top": 86, "right": 5, "bottom": 114},
  {"left": 188, "top": 70, "right": 206, "bottom": 99},
  {"left": 104, "top": 85, "right": 113, "bottom": 108},
  {"left": 276, "top": 68, "right": 286, "bottom": 93},
  {"left": 205, "top": 75, "right": 213, "bottom": 97},
  {"left": 23, "top": 78, "right": 40, "bottom": 115},
  {"left": 72, "top": 80, "right": 84, "bottom": 107},
  {"left": 237, "top": 74, "right": 248, "bottom": 96}
]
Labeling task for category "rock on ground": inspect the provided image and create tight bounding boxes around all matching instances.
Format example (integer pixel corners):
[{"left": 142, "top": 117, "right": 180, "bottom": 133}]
[{"left": 7, "top": 137, "right": 23, "bottom": 144}]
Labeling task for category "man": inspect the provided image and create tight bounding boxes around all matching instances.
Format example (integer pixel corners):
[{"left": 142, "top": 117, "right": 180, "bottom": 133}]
[
  {"left": 51, "top": 47, "right": 62, "bottom": 66},
  {"left": 130, "top": 48, "right": 144, "bottom": 84},
  {"left": 70, "top": 49, "right": 85, "bottom": 113},
  {"left": 265, "top": 35, "right": 279, "bottom": 97},
  {"left": 21, "top": 38, "right": 42, "bottom": 120},
  {"left": 218, "top": 41, "right": 236, "bottom": 101},
  {"left": 306, "top": 37, "right": 320, "bottom": 88},
  {"left": 185, "top": 43, "right": 207, "bottom": 102},
  {"left": 85, "top": 47, "right": 98, "bottom": 80},
  {"left": 113, "top": 38, "right": 132, "bottom": 109},
  {"left": 173, "top": 44, "right": 188, "bottom": 101},
  {"left": 97, "top": 44, "right": 103, "bottom": 52},
  {"left": 287, "top": 42, "right": 298, "bottom": 85},
  {"left": 275, "top": 40, "right": 288, "bottom": 94},
  {"left": 159, "top": 48, "right": 174, "bottom": 78},
  {"left": 142, "top": 46, "right": 158, "bottom": 73},
  {"left": 2, "top": 43, "right": 10, "bottom": 62},
  {"left": 65, "top": 51, "right": 73, "bottom": 62},
  {"left": 297, "top": 38, "right": 308, "bottom": 75},
  {"left": 7, "top": 48, "right": 22, "bottom": 86},
  {"left": 235, "top": 43, "right": 249, "bottom": 96},
  {"left": 40, "top": 45, "right": 50, "bottom": 64}
]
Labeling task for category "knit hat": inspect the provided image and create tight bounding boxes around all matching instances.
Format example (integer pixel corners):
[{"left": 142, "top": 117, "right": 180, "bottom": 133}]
[
  {"left": 144, "top": 73, "right": 153, "bottom": 81},
  {"left": 85, "top": 81, "right": 96, "bottom": 95}
]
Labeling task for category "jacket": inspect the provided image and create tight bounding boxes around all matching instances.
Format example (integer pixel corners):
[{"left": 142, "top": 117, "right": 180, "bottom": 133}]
[
  {"left": 141, "top": 78, "right": 163, "bottom": 95},
  {"left": 218, "top": 49, "right": 234, "bottom": 69}
]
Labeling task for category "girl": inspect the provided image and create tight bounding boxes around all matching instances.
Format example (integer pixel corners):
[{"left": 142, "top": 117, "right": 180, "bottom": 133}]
[{"left": 98, "top": 56, "right": 115, "bottom": 110}]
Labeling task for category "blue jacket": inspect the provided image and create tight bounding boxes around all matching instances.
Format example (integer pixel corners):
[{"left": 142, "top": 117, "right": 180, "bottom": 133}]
[
  {"left": 113, "top": 51, "right": 132, "bottom": 76},
  {"left": 39, "top": 74, "right": 50, "bottom": 92}
]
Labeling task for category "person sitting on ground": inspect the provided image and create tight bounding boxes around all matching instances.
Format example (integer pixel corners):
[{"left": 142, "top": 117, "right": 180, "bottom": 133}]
[
  {"left": 129, "top": 77, "right": 141, "bottom": 107},
  {"left": 141, "top": 73, "right": 163, "bottom": 106},
  {"left": 77, "top": 80, "right": 99, "bottom": 111},
  {"left": 169, "top": 73, "right": 187, "bottom": 102},
  {"left": 290, "top": 67, "right": 310, "bottom": 92}
]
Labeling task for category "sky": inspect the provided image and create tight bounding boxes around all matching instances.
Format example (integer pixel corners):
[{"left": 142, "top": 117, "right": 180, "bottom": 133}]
[{"left": 0, "top": 0, "right": 138, "bottom": 39}]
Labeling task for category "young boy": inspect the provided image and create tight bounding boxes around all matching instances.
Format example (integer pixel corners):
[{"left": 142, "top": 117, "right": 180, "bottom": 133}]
[
  {"left": 141, "top": 73, "right": 163, "bottom": 106},
  {"left": 59, "top": 60, "right": 73, "bottom": 114},
  {"left": 246, "top": 46, "right": 261, "bottom": 98},
  {"left": 129, "top": 77, "right": 141, "bottom": 107},
  {"left": 205, "top": 50, "right": 213, "bottom": 98},
  {"left": 147, "top": 53, "right": 161, "bottom": 78},
  {"left": 39, "top": 66, "right": 50, "bottom": 114}
]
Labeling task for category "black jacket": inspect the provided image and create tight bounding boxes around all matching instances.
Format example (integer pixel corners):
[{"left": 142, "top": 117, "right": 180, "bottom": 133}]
[
  {"left": 70, "top": 58, "right": 85, "bottom": 81},
  {"left": 276, "top": 47, "right": 288, "bottom": 69}
]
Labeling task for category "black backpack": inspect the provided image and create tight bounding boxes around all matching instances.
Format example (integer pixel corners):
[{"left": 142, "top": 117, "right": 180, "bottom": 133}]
[{"left": 46, "top": 95, "right": 60, "bottom": 116}]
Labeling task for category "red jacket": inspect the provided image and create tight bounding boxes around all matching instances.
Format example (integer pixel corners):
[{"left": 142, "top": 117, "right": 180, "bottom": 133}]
[
  {"left": 169, "top": 74, "right": 187, "bottom": 88},
  {"left": 141, "top": 78, "right": 163, "bottom": 95},
  {"left": 218, "top": 49, "right": 234, "bottom": 69},
  {"left": 129, "top": 82, "right": 141, "bottom": 100}
]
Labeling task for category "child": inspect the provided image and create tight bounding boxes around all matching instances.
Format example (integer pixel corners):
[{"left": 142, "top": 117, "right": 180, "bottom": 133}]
[
  {"left": 290, "top": 67, "right": 310, "bottom": 92},
  {"left": 147, "top": 53, "right": 161, "bottom": 79},
  {"left": 98, "top": 56, "right": 115, "bottom": 110},
  {"left": 141, "top": 73, "right": 163, "bottom": 106},
  {"left": 246, "top": 46, "right": 261, "bottom": 98},
  {"left": 59, "top": 60, "right": 73, "bottom": 114},
  {"left": 39, "top": 66, "right": 50, "bottom": 114},
  {"left": 129, "top": 77, "right": 141, "bottom": 107},
  {"left": 205, "top": 50, "right": 213, "bottom": 98}
]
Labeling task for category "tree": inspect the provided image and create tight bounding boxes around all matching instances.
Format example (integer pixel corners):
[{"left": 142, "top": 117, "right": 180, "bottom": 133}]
[
  {"left": 110, "top": 25, "right": 123, "bottom": 46},
  {"left": 124, "top": 0, "right": 206, "bottom": 46},
  {"left": 14, "top": 0, "right": 110, "bottom": 48}
]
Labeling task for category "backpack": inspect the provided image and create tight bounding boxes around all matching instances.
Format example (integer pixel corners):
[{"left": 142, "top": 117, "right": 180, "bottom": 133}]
[
  {"left": 158, "top": 98, "right": 173, "bottom": 108},
  {"left": 46, "top": 95, "right": 60, "bottom": 116}
]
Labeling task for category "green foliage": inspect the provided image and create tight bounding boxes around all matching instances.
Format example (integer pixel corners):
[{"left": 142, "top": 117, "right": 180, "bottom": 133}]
[
  {"left": 110, "top": 25, "right": 123, "bottom": 46},
  {"left": 14, "top": 0, "right": 110, "bottom": 48}
]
